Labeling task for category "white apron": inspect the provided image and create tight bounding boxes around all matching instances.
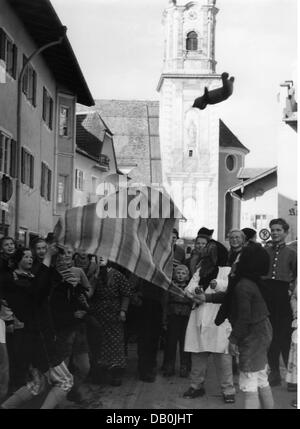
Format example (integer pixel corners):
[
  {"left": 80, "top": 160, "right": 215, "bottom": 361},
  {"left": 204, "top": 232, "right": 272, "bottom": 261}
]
[{"left": 184, "top": 266, "right": 232, "bottom": 353}]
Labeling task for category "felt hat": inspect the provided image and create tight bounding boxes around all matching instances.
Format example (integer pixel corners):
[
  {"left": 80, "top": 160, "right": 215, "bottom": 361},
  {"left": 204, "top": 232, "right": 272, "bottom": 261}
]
[
  {"left": 241, "top": 228, "right": 257, "bottom": 241},
  {"left": 197, "top": 227, "right": 214, "bottom": 237}
]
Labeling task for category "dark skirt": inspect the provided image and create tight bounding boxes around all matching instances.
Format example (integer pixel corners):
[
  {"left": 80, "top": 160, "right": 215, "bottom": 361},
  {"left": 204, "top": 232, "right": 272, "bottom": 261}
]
[{"left": 239, "top": 318, "right": 272, "bottom": 373}]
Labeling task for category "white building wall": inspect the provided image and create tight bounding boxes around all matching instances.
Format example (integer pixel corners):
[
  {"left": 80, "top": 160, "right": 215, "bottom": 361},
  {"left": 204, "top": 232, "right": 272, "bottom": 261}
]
[
  {"left": 277, "top": 85, "right": 297, "bottom": 241},
  {"left": 240, "top": 186, "right": 278, "bottom": 235}
]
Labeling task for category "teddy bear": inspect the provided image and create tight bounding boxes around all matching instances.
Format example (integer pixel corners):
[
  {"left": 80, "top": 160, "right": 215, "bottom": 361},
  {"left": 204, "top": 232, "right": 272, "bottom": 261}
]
[{"left": 192, "top": 72, "right": 235, "bottom": 110}]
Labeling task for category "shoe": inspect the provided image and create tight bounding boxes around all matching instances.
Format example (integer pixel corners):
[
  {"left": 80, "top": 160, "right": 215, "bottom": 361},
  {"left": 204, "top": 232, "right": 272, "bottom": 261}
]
[
  {"left": 268, "top": 371, "right": 281, "bottom": 387},
  {"left": 183, "top": 387, "right": 205, "bottom": 399},
  {"left": 139, "top": 373, "right": 156, "bottom": 383},
  {"left": 291, "top": 399, "right": 297, "bottom": 408},
  {"left": 287, "top": 383, "right": 297, "bottom": 392},
  {"left": 223, "top": 394, "right": 235, "bottom": 404}
]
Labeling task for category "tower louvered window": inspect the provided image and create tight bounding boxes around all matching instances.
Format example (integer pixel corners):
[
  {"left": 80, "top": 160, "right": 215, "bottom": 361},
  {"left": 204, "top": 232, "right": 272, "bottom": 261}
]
[{"left": 186, "top": 31, "right": 198, "bottom": 51}]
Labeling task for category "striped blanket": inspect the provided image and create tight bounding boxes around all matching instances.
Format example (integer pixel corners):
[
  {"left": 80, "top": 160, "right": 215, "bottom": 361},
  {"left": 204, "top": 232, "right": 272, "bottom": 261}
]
[{"left": 54, "top": 186, "right": 185, "bottom": 292}]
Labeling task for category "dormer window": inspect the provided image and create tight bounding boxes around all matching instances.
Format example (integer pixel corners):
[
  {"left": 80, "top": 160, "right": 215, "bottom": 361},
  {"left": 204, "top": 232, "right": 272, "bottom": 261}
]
[{"left": 186, "top": 31, "right": 198, "bottom": 51}]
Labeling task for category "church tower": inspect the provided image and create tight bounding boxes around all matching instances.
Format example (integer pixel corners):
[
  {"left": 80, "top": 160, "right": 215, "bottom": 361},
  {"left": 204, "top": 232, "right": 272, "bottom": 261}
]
[{"left": 157, "top": 0, "right": 221, "bottom": 239}]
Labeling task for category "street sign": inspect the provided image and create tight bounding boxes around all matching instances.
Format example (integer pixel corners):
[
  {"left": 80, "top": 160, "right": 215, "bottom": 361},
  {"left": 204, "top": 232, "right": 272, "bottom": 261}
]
[{"left": 259, "top": 228, "right": 271, "bottom": 241}]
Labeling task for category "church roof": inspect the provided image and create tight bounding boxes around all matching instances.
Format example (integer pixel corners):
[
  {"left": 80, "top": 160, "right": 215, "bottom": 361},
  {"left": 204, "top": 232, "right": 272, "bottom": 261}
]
[
  {"left": 77, "top": 100, "right": 162, "bottom": 185},
  {"left": 229, "top": 166, "right": 277, "bottom": 198},
  {"left": 219, "top": 119, "right": 249, "bottom": 153},
  {"left": 237, "top": 167, "right": 271, "bottom": 180},
  {"left": 76, "top": 112, "right": 112, "bottom": 161}
]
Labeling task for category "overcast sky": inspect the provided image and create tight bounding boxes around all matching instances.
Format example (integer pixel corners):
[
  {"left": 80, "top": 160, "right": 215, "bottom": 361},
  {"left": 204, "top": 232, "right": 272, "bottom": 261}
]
[{"left": 51, "top": 0, "right": 297, "bottom": 168}]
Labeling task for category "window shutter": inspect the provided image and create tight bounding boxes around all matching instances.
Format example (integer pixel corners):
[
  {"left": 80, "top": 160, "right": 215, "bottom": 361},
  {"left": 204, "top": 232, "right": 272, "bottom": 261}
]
[
  {"left": 40, "top": 163, "right": 45, "bottom": 197},
  {"left": 10, "top": 139, "right": 17, "bottom": 178},
  {"left": 32, "top": 69, "right": 37, "bottom": 107},
  {"left": 30, "top": 154, "right": 34, "bottom": 188},
  {"left": 49, "top": 97, "right": 53, "bottom": 129},
  {"left": 0, "top": 29, "right": 6, "bottom": 61},
  {"left": 47, "top": 169, "right": 52, "bottom": 201},
  {"left": 21, "top": 147, "right": 25, "bottom": 184},
  {"left": 75, "top": 169, "right": 78, "bottom": 189},
  {"left": 22, "top": 55, "right": 27, "bottom": 95},
  {"left": 81, "top": 171, "right": 84, "bottom": 191},
  {"left": 42, "top": 87, "right": 47, "bottom": 121},
  {"left": 12, "top": 44, "right": 17, "bottom": 79}
]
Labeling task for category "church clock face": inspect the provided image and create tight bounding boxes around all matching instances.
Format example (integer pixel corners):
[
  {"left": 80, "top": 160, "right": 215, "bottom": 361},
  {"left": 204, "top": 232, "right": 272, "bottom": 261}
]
[{"left": 188, "top": 10, "right": 198, "bottom": 20}]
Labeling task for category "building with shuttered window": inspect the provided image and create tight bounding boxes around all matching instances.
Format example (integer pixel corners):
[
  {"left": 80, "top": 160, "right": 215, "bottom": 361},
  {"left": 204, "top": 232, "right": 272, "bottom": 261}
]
[{"left": 0, "top": 0, "right": 94, "bottom": 243}]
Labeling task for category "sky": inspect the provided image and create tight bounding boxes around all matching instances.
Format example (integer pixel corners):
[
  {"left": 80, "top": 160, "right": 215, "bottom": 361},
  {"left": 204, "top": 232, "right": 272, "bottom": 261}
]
[{"left": 51, "top": 0, "right": 298, "bottom": 168}]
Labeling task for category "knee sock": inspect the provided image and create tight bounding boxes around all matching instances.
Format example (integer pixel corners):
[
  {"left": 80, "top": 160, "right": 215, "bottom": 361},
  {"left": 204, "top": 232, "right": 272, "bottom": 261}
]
[
  {"left": 1, "top": 386, "right": 35, "bottom": 409},
  {"left": 244, "top": 391, "right": 260, "bottom": 409},
  {"left": 259, "top": 386, "right": 274, "bottom": 409},
  {"left": 40, "top": 386, "right": 67, "bottom": 409}
]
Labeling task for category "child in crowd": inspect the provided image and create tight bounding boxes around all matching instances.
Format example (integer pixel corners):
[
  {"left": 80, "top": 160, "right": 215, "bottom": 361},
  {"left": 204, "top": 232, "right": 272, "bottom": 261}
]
[
  {"left": 163, "top": 265, "right": 192, "bottom": 377},
  {"left": 226, "top": 244, "right": 273, "bottom": 409},
  {"left": 183, "top": 265, "right": 235, "bottom": 403}
]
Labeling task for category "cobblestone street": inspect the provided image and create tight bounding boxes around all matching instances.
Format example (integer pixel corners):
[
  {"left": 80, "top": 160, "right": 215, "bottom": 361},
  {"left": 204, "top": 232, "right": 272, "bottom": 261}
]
[{"left": 61, "top": 344, "right": 296, "bottom": 410}]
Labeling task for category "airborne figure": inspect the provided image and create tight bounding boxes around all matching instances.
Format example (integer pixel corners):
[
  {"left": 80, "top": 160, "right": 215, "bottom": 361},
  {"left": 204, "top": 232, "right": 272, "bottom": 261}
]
[{"left": 193, "top": 72, "right": 235, "bottom": 110}]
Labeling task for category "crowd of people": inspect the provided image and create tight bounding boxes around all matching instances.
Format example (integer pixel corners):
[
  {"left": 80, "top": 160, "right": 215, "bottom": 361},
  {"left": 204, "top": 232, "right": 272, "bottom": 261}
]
[{"left": 0, "top": 217, "right": 297, "bottom": 409}]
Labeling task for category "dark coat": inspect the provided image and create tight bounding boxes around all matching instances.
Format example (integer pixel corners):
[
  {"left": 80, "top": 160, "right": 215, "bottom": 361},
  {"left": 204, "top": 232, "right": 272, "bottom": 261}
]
[
  {"left": 2, "top": 265, "right": 62, "bottom": 372},
  {"left": 229, "top": 278, "right": 272, "bottom": 372}
]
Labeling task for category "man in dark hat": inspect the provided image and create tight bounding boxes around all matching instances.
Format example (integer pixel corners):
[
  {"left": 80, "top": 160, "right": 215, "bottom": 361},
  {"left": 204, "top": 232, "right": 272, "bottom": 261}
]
[
  {"left": 241, "top": 228, "right": 257, "bottom": 243},
  {"left": 197, "top": 227, "right": 228, "bottom": 267},
  {"left": 197, "top": 227, "right": 214, "bottom": 238}
]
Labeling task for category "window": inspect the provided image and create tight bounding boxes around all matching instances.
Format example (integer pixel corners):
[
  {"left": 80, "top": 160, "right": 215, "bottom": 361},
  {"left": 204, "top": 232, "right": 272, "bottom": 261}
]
[
  {"left": 226, "top": 154, "right": 236, "bottom": 171},
  {"left": 42, "top": 87, "right": 53, "bottom": 129},
  {"left": 255, "top": 214, "right": 269, "bottom": 231},
  {"left": 57, "top": 174, "right": 68, "bottom": 204},
  {"left": 91, "top": 176, "right": 97, "bottom": 194},
  {"left": 0, "top": 28, "right": 17, "bottom": 79},
  {"left": 21, "top": 147, "right": 34, "bottom": 188},
  {"left": 59, "top": 106, "right": 70, "bottom": 136},
  {"left": 18, "top": 228, "right": 27, "bottom": 246},
  {"left": 22, "top": 56, "right": 36, "bottom": 106},
  {"left": 75, "top": 169, "right": 84, "bottom": 191},
  {"left": 0, "top": 131, "right": 17, "bottom": 177},
  {"left": 189, "top": 149, "right": 193, "bottom": 157},
  {"left": 225, "top": 192, "right": 233, "bottom": 238},
  {"left": 40, "top": 162, "right": 52, "bottom": 201},
  {"left": 186, "top": 31, "right": 198, "bottom": 51}
]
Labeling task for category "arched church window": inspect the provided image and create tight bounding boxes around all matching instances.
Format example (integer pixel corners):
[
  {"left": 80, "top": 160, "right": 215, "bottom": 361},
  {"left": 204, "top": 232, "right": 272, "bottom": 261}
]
[{"left": 186, "top": 31, "right": 198, "bottom": 51}]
